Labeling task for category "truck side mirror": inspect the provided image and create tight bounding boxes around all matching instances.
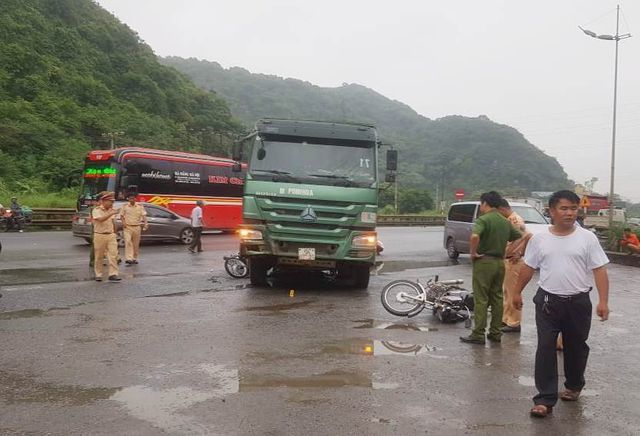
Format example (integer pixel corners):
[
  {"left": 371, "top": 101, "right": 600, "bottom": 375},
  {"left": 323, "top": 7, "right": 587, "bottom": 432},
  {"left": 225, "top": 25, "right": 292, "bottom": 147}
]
[
  {"left": 232, "top": 140, "right": 242, "bottom": 161},
  {"left": 232, "top": 162, "right": 242, "bottom": 173},
  {"left": 386, "top": 150, "right": 398, "bottom": 171}
]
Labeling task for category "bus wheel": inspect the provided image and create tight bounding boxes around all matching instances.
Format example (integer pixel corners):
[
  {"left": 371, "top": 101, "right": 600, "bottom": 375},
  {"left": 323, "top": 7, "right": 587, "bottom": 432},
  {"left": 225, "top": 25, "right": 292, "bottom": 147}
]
[
  {"left": 249, "top": 257, "right": 269, "bottom": 287},
  {"left": 180, "top": 228, "right": 195, "bottom": 245},
  {"left": 353, "top": 265, "right": 371, "bottom": 289}
]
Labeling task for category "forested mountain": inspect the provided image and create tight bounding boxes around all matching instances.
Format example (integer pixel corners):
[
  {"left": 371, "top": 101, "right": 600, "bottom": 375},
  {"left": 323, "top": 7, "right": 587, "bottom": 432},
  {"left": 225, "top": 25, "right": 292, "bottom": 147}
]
[
  {"left": 162, "top": 57, "right": 572, "bottom": 198},
  {"left": 0, "top": 0, "right": 241, "bottom": 193}
]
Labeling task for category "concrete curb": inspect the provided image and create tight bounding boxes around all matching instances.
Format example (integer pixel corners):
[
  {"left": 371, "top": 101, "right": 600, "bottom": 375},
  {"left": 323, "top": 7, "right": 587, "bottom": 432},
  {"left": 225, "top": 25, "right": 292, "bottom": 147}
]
[{"left": 606, "top": 251, "right": 640, "bottom": 267}]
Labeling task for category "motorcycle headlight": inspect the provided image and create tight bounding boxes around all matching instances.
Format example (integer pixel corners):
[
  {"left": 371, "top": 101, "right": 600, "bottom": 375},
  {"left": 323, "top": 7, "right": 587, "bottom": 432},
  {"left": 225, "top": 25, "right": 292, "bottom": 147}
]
[
  {"left": 352, "top": 234, "right": 377, "bottom": 248},
  {"left": 239, "top": 229, "right": 263, "bottom": 240}
]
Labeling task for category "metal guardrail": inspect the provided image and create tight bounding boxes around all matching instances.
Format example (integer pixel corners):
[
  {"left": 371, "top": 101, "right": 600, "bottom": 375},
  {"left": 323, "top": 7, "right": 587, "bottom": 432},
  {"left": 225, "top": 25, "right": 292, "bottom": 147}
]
[
  {"left": 26, "top": 210, "right": 445, "bottom": 228},
  {"left": 30, "top": 208, "right": 76, "bottom": 228},
  {"left": 377, "top": 215, "right": 445, "bottom": 226}
]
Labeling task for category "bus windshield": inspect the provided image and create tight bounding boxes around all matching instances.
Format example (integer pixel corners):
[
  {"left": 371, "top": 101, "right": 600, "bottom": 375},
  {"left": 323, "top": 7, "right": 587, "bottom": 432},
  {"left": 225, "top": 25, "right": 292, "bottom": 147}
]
[
  {"left": 80, "top": 162, "right": 118, "bottom": 199},
  {"left": 249, "top": 135, "right": 376, "bottom": 188}
]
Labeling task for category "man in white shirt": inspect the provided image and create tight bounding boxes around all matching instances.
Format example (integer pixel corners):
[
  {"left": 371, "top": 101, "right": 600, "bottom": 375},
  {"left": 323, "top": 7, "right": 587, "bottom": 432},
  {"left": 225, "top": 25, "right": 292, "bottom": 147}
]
[
  {"left": 188, "top": 200, "right": 204, "bottom": 253},
  {"left": 514, "top": 190, "right": 609, "bottom": 418}
]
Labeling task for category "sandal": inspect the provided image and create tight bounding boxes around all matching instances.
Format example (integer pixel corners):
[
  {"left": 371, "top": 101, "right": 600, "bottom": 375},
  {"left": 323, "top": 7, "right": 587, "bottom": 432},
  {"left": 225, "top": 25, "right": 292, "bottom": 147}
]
[
  {"left": 530, "top": 404, "right": 553, "bottom": 418},
  {"left": 560, "top": 389, "right": 581, "bottom": 401}
]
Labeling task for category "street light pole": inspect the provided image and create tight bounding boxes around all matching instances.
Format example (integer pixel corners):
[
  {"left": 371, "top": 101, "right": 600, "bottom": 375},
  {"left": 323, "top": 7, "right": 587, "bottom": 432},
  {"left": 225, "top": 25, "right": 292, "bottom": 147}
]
[
  {"left": 579, "top": 5, "right": 631, "bottom": 230},
  {"left": 608, "top": 5, "right": 620, "bottom": 230}
]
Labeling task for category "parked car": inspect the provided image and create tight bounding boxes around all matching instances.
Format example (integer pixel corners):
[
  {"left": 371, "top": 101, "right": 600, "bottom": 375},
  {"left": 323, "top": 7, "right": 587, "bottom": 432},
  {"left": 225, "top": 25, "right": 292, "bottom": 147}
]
[
  {"left": 72, "top": 202, "right": 195, "bottom": 247},
  {"left": 443, "top": 201, "right": 549, "bottom": 259}
]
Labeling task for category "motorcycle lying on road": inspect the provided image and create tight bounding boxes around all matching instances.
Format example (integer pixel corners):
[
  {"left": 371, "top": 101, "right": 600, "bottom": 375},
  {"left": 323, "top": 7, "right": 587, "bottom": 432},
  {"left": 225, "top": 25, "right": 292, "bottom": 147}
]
[
  {"left": 224, "top": 253, "right": 249, "bottom": 278},
  {"left": 381, "top": 275, "right": 474, "bottom": 325}
]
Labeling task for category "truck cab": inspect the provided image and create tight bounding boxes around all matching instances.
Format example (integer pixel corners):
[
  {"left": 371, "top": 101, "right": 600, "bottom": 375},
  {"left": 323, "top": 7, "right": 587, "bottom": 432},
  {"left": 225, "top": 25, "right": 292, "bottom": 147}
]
[{"left": 233, "top": 119, "right": 391, "bottom": 288}]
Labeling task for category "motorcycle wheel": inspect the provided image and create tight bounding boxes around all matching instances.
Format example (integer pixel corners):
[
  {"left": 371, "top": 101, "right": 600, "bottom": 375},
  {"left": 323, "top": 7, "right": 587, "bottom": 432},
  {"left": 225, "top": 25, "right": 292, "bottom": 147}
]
[
  {"left": 380, "top": 280, "right": 423, "bottom": 316},
  {"left": 225, "top": 257, "right": 248, "bottom": 278}
]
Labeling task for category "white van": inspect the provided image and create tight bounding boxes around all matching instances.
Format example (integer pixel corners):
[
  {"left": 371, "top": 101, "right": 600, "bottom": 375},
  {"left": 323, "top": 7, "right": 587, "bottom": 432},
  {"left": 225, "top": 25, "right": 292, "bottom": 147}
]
[{"left": 443, "top": 201, "right": 549, "bottom": 259}]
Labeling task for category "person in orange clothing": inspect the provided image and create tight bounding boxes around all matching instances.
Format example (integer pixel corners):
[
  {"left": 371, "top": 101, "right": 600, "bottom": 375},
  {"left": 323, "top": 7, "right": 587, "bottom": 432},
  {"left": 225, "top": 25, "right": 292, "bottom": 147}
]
[{"left": 620, "top": 228, "right": 640, "bottom": 254}]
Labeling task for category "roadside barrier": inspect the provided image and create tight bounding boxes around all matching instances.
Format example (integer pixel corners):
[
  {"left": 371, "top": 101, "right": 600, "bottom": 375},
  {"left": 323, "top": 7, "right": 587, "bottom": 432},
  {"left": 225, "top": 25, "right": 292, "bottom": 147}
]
[
  {"left": 377, "top": 215, "right": 445, "bottom": 226},
  {"left": 26, "top": 210, "right": 445, "bottom": 228},
  {"left": 31, "top": 208, "right": 76, "bottom": 228}
]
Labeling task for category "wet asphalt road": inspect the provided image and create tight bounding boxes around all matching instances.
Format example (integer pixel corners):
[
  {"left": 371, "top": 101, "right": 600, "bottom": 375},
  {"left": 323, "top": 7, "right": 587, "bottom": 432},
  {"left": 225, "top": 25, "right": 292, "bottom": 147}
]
[{"left": 0, "top": 228, "right": 639, "bottom": 435}]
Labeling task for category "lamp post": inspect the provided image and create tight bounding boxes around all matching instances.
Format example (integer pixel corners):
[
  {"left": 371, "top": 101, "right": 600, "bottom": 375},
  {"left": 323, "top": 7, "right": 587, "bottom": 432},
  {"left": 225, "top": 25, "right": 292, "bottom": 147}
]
[{"left": 580, "top": 5, "right": 631, "bottom": 229}]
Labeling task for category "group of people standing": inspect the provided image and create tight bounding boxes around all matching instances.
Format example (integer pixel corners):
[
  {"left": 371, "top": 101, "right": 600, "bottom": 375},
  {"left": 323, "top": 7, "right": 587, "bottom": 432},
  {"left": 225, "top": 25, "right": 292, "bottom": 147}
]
[
  {"left": 460, "top": 190, "right": 610, "bottom": 418},
  {"left": 90, "top": 192, "right": 205, "bottom": 281},
  {"left": 90, "top": 191, "right": 148, "bottom": 282}
]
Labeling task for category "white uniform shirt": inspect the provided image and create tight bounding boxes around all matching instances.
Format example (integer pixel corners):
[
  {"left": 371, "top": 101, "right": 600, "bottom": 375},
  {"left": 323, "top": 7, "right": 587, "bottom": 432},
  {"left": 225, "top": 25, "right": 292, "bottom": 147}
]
[
  {"left": 524, "top": 225, "right": 609, "bottom": 295},
  {"left": 191, "top": 206, "right": 203, "bottom": 228}
]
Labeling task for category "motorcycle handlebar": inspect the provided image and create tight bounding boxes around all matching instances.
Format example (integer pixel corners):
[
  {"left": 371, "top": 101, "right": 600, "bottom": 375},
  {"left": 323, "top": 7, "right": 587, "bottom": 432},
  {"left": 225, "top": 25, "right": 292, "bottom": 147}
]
[{"left": 437, "top": 279, "right": 464, "bottom": 285}]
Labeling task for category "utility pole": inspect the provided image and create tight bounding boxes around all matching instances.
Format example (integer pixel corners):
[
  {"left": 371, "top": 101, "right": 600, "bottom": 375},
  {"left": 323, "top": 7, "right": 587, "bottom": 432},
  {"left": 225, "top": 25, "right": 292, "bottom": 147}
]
[
  {"left": 394, "top": 177, "right": 399, "bottom": 214},
  {"left": 580, "top": 5, "right": 631, "bottom": 229},
  {"left": 101, "top": 131, "right": 124, "bottom": 150}
]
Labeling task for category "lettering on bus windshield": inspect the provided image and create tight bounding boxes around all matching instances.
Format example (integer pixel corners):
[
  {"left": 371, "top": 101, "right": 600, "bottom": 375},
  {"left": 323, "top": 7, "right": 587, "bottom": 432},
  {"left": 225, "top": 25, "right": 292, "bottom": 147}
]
[{"left": 84, "top": 166, "right": 117, "bottom": 178}]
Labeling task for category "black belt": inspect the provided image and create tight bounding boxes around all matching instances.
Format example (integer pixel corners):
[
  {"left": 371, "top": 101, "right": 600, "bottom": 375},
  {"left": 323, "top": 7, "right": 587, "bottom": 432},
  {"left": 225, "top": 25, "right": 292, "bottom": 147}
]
[
  {"left": 93, "top": 232, "right": 114, "bottom": 235},
  {"left": 538, "top": 287, "right": 591, "bottom": 301}
]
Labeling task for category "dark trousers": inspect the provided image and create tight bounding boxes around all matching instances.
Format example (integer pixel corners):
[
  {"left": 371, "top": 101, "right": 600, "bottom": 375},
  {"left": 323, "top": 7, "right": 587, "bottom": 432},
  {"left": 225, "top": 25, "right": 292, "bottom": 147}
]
[
  {"left": 189, "top": 227, "right": 202, "bottom": 251},
  {"left": 533, "top": 288, "right": 592, "bottom": 406}
]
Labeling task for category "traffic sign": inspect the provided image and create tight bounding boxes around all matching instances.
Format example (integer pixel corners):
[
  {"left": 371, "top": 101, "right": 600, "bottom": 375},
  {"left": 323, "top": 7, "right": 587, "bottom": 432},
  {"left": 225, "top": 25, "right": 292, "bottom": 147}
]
[
  {"left": 580, "top": 196, "right": 591, "bottom": 208},
  {"left": 455, "top": 189, "right": 465, "bottom": 200}
]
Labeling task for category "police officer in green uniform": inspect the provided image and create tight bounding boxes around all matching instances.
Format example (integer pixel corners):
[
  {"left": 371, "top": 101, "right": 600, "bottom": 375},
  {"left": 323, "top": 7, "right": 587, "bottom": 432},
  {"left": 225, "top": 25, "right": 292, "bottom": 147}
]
[{"left": 461, "top": 191, "right": 521, "bottom": 345}]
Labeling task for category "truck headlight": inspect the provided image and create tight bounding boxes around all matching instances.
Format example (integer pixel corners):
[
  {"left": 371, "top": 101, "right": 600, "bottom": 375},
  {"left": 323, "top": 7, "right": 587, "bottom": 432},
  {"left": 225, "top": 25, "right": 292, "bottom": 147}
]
[
  {"left": 239, "top": 229, "right": 263, "bottom": 240},
  {"left": 352, "top": 234, "right": 377, "bottom": 248}
]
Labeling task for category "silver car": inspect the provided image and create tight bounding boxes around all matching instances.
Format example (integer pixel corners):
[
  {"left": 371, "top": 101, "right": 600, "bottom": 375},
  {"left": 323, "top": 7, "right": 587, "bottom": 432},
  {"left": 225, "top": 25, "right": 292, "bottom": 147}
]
[
  {"left": 72, "top": 201, "right": 195, "bottom": 247},
  {"left": 443, "top": 201, "right": 549, "bottom": 259}
]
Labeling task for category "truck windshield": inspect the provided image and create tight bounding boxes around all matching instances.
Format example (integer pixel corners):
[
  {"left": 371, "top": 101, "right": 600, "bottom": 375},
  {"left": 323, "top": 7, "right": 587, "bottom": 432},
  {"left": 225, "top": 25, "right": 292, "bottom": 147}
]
[{"left": 249, "top": 135, "right": 376, "bottom": 187}]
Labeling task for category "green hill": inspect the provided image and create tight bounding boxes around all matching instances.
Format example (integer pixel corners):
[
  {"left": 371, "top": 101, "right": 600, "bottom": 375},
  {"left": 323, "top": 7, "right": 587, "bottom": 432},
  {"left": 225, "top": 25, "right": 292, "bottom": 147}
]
[
  {"left": 162, "top": 57, "right": 572, "bottom": 199},
  {"left": 0, "top": 0, "right": 241, "bottom": 196}
]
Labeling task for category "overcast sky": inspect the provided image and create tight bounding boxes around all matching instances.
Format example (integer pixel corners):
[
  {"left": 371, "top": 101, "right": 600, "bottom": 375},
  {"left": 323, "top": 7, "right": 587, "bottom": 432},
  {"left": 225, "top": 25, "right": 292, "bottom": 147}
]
[{"left": 96, "top": 0, "right": 640, "bottom": 201}]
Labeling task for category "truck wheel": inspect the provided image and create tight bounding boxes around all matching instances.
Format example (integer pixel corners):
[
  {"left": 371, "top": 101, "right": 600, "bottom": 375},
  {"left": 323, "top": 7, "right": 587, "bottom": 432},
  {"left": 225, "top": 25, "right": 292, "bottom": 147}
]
[
  {"left": 249, "top": 257, "right": 269, "bottom": 287},
  {"left": 446, "top": 238, "right": 459, "bottom": 260},
  {"left": 353, "top": 265, "right": 371, "bottom": 289}
]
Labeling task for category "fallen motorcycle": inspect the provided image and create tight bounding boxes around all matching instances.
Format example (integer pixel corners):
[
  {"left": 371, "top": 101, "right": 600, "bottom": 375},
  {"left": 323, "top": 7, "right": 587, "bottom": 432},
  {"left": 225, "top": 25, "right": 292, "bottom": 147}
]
[
  {"left": 224, "top": 253, "right": 249, "bottom": 278},
  {"left": 381, "top": 275, "right": 474, "bottom": 325}
]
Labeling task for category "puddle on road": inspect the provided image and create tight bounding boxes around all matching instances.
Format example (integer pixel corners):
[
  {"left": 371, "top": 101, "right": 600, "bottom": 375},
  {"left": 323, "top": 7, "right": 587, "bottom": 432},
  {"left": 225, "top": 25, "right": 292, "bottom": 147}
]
[
  {"left": 378, "top": 259, "right": 468, "bottom": 274},
  {"left": 0, "top": 309, "right": 47, "bottom": 320},
  {"left": 0, "top": 370, "right": 120, "bottom": 405},
  {"left": 240, "top": 370, "right": 374, "bottom": 390},
  {"left": 322, "top": 338, "right": 440, "bottom": 357},
  {"left": 110, "top": 364, "right": 239, "bottom": 434},
  {"left": 352, "top": 319, "right": 438, "bottom": 332},
  {"left": 239, "top": 300, "right": 316, "bottom": 313}
]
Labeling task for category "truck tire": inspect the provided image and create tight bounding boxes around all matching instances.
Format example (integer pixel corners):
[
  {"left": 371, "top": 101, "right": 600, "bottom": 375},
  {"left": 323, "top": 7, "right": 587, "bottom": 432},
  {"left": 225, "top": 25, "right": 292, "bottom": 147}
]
[
  {"left": 249, "top": 257, "right": 269, "bottom": 287},
  {"left": 353, "top": 264, "right": 370, "bottom": 289}
]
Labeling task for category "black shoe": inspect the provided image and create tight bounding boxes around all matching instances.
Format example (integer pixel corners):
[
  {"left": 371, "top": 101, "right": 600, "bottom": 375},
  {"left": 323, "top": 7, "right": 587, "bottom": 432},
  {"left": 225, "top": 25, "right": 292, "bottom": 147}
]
[
  {"left": 95, "top": 277, "right": 103, "bottom": 282},
  {"left": 460, "top": 335, "right": 486, "bottom": 345},
  {"left": 487, "top": 334, "right": 502, "bottom": 343},
  {"left": 125, "top": 260, "right": 134, "bottom": 265},
  {"left": 108, "top": 275, "right": 122, "bottom": 282},
  {"left": 501, "top": 325, "right": 521, "bottom": 333},
  {"left": 117, "top": 259, "right": 122, "bottom": 264},
  {"left": 133, "top": 260, "right": 139, "bottom": 264},
  {"left": 188, "top": 248, "right": 196, "bottom": 253},
  {"left": 197, "top": 250, "right": 203, "bottom": 253}
]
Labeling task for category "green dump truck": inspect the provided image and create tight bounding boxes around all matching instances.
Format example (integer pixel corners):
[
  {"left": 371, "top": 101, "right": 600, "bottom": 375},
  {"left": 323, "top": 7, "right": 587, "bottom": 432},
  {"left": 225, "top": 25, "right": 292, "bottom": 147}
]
[{"left": 232, "top": 119, "right": 396, "bottom": 288}]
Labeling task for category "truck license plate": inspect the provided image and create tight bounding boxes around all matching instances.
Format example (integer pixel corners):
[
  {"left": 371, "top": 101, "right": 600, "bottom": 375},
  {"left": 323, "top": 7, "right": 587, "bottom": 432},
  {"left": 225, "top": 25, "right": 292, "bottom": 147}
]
[{"left": 298, "top": 248, "right": 316, "bottom": 260}]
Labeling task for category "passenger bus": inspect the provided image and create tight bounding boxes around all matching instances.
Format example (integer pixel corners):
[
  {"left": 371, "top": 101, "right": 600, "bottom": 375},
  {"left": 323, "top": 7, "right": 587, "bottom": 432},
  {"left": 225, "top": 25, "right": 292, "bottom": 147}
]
[{"left": 79, "top": 147, "right": 245, "bottom": 230}]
